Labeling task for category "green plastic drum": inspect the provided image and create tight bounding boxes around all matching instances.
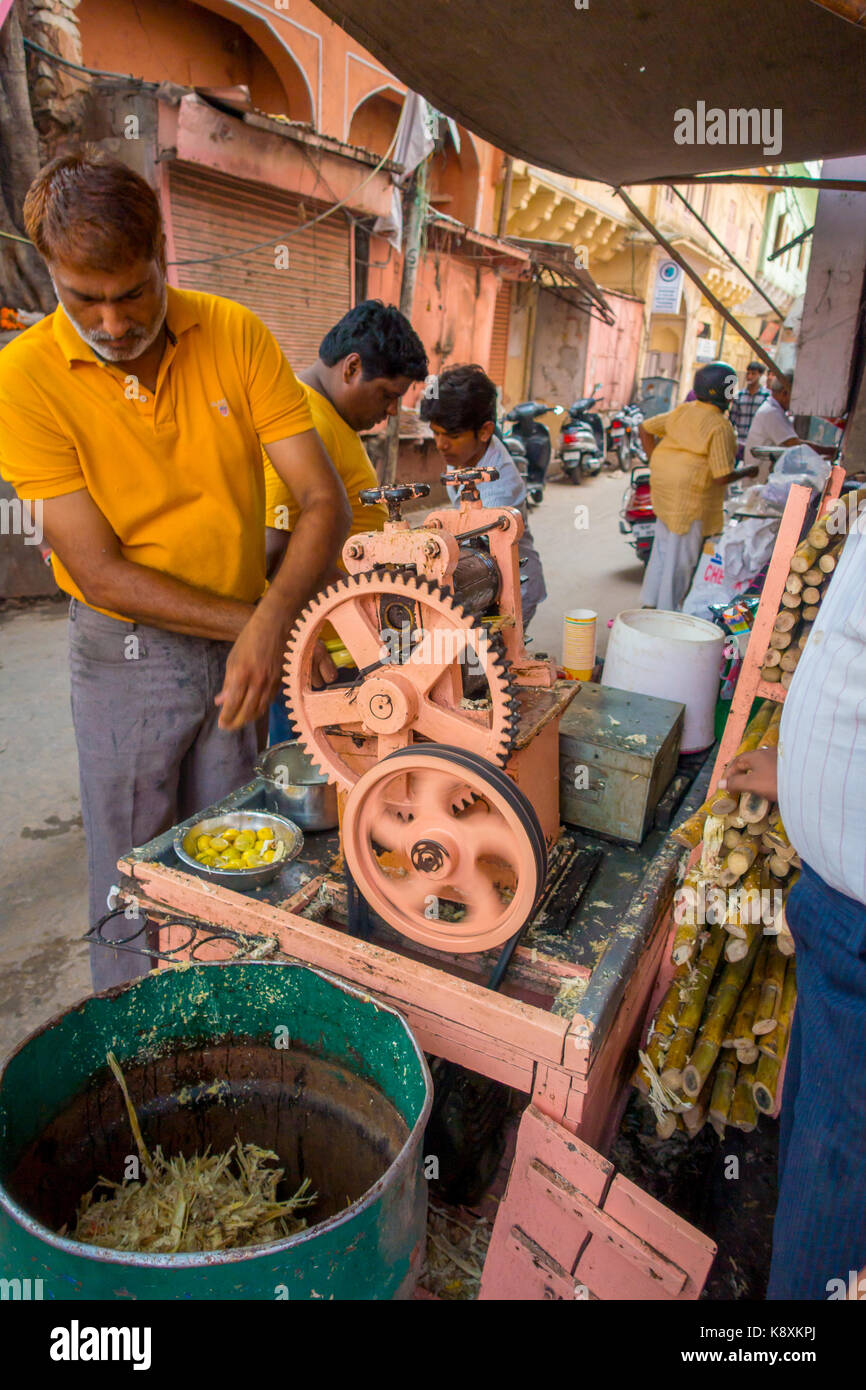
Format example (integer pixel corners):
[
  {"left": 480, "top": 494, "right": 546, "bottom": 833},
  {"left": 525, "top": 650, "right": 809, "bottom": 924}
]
[{"left": 0, "top": 963, "right": 432, "bottom": 1300}]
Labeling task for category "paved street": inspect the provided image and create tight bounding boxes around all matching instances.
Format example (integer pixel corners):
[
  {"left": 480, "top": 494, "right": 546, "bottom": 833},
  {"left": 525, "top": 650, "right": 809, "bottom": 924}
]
[{"left": 0, "top": 469, "right": 642, "bottom": 1062}]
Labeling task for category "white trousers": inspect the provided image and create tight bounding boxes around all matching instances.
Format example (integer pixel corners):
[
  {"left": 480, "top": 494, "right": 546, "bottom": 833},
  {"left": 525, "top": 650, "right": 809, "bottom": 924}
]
[{"left": 640, "top": 517, "right": 704, "bottom": 611}]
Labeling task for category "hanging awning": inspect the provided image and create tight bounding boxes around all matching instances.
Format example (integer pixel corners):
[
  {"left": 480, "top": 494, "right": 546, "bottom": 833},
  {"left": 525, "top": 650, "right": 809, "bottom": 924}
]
[
  {"left": 504, "top": 237, "right": 615, "bottom": 323},
  {"left": 311, "top": 0, "right": 866, "bottom": 184}
]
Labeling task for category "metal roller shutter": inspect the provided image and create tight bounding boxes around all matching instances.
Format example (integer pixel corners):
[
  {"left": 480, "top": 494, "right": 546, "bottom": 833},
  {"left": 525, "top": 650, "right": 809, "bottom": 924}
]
[
  {"left": 168, "top": 161, "right": 352, "bottom": 369},
  {"left": 488, "top": 279, "right": 513, "bottom": 387}
]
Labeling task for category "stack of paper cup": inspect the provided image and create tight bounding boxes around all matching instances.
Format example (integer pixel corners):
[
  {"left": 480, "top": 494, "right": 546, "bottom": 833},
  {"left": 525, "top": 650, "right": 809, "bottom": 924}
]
[{"left": 563, "top": 609, "right": 597, "bottom": 680}]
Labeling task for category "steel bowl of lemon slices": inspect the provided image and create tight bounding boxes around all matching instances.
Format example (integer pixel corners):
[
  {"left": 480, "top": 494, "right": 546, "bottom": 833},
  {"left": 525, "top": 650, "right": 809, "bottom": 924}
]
[{"left": 174, "top": 811, "right": 303, "bottom": 889}]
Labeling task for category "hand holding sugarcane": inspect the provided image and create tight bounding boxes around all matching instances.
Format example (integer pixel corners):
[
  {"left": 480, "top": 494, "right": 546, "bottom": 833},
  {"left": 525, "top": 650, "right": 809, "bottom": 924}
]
[{"left": 719, "top": 746, "right": 779, "bottom": 803}]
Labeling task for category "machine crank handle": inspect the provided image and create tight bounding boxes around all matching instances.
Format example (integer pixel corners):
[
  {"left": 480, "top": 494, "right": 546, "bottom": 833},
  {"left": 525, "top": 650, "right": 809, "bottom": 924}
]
[{"left": 359, "top": 483, "right": 430, "bottom": 521}]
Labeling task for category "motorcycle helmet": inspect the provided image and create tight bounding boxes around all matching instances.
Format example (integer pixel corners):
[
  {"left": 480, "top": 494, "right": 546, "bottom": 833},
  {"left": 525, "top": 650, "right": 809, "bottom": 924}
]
[{"left": 693, "top": 361, "right": 738, "bottom": 412}]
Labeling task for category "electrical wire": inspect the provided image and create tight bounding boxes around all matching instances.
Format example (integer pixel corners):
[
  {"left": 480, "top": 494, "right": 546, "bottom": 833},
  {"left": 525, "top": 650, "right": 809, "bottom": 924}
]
[
  {"left": 22, "top": 37, "right": 159, "bottom": 85},
  {"left": 168, "top": 126, "right": 400, "bottom": 267}
]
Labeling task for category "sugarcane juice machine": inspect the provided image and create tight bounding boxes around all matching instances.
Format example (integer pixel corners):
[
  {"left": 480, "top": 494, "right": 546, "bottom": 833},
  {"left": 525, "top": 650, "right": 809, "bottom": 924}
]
[{"left": 283, "top": 467, "right": 576, "bottom": 956}]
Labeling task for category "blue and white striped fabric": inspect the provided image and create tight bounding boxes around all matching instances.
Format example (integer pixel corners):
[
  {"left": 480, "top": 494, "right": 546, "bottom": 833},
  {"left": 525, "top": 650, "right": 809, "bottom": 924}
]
[{"left": 778, "top": 523, "right": 866, "bottom": 907}]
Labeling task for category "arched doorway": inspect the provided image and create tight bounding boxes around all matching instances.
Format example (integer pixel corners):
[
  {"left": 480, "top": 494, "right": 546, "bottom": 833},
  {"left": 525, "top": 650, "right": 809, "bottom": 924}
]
[{"left": 78, "top": 0, "right": 314, "bottom": 123}]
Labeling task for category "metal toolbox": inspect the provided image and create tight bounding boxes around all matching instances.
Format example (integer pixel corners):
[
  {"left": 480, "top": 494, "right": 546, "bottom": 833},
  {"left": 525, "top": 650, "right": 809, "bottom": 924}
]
[{"left": 559, "top": 682, "right": 684, "bottom": 844}]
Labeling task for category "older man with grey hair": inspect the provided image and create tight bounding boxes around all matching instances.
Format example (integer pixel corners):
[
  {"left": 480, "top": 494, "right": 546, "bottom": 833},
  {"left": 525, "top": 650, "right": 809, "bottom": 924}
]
[{"left": 743, "top": 373, "right": 801, "bottom": 482}]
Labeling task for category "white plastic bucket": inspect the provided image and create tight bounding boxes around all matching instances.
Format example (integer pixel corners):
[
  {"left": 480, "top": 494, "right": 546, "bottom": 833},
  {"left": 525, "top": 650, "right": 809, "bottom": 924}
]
[{"left": 601, "top": 608, "right": 724, "bottom": 752}]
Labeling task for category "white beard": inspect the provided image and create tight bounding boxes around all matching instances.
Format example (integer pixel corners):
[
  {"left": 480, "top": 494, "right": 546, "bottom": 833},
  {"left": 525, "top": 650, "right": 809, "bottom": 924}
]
[{"left": 55, "top": 280, "right": 168, "bottom": 363}]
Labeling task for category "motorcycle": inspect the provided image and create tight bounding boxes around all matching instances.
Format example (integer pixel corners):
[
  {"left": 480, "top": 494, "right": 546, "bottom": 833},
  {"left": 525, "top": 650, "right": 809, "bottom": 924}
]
[
  {"left": 503, "top": 401, "right": 563, "bottom": 506},
  {"left": 619, "top": 463, "right": 656, "bottom": 565},
  {"left": 606, "top": 403, "right": 647, "bottom": 471},
  {"left": 558, "top": 384, "right": 606, "bottom": 483}
]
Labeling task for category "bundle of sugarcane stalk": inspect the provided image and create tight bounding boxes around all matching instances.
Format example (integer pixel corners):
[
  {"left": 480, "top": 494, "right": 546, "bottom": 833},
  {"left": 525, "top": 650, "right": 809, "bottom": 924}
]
[
  {"left": 633, "top": 698, "right": 800, "bottom": 1139},
  {"left": 759, "top": 488, "right": 866, "bottom": 689}
]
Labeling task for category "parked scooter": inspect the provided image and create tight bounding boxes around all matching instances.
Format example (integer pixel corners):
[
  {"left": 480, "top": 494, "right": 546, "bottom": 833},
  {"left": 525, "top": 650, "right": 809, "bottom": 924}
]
[
  {"left": 619, "top": 463, "right": 656, "bottom": 565},
  {"left": 495, "top": 423, "right": 541, "bottom": 509},
  {"left": 606, "top": 403, "right": 647, "bottom": 471},
  {"left": 558, "top": 384, "right": 606, "bottom": 483},
  {"left": 503, "top": 401, "right": 563, "bottom": 506}
]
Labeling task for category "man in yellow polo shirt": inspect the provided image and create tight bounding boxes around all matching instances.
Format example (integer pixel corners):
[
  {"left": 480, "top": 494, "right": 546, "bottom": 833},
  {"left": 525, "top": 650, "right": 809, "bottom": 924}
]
[
  {"left": 264, "top": 300, "right": 428, "bottom": 742},
  {"left": 0, "top": 152, "right": 351, "bottom": 990},
  {"left": 638, "top": 361, "right": 757, "bottom": 610}
]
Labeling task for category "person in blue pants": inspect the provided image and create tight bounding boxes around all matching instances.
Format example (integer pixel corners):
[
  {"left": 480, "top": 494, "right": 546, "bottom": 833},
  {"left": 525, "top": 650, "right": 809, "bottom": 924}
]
[{"left": 719, "top": 514, "right": 866, "bottom": 1300}]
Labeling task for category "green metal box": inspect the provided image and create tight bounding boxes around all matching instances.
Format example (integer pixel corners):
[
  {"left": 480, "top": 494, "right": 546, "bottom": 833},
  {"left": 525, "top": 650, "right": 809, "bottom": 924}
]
[{"left": 559, "top": 682, "right": 684, "bottom": 845}]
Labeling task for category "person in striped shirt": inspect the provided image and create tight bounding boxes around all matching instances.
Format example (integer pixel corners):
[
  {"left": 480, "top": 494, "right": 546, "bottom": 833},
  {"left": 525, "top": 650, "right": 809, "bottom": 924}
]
[
  {"left": 729, "top": 360, "right": 771, "bottom": 458},
  {"left": 719, "top": 513, "right": 866, "bottom": 1300}
]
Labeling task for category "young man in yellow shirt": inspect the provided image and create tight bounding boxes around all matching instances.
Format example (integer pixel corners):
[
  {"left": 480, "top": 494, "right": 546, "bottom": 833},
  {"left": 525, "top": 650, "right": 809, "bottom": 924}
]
[
  {"left": 0, "top": 153, "right": 351, "bottom": 989},
  {"left": 638, "top": 361, "right": 757, "bottom": 610},
  {"left": 264, "top": 300, "right": 428, "bottom": 742}
]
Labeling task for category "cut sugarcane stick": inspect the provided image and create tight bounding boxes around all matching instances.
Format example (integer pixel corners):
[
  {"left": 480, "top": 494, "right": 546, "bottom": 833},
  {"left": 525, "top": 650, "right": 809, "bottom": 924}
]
[
  {"left": 709, "top": 1051, "right": 738, "bottom": 1131},
  {"left": 805, "top": 525, "right": 830, "bottom": 551},
  {"left": 729, "top": 940, "right": 769, "bottom": 1046},
  {"left": 726, "top": 864, "right": 763, "bottom": 936},
  {"left": 762, "top": 646, "right": 782, "bottom": 668},
  {"left": 753, "top": 962, "right": 796, "bottom": 1112},
  {"left": 730, "top": 1059, "right": 759, "bottom": 1131},
  {"left": 633, "top": 967, "right": 689, "bottom": 1092},
  {"left": 760, "top": 959, "right": 796, "bottom": 1058},
  {"left": 723, "top": 827, "right": 744, "bottom": 850},
  {"left": 801, "top": 585, "right": 821, "bottom": 605},
  {"left": 767, "top": 853, "right": 791, "bottom": 878},
  {"left": 660, "top": 925, "right": 726, "bottom": 1089},
  {"left": 773, "top": 610, "right": 798, "bottom": 632},
  {"left": 737, "top": 1043, "right": 760, "bottom": 1065},
  {"left": 780, "top": 590, "right": 802, "bottom": 609},
  {"left": 768, "top": 629, "right": 793, "bottom": 651},
  {"left": 672, "top": 806, "right": 709, "bottom": 849},
  {"left": 779, "top": 649, "right": 801, "bottom": 672},
  {"left": 752, "top": 1054, "right": 780, "bottom": 1115},
  {"left": 682, "top": 937, "right": 761, "bottom": 1097},
  {"left": 802, "top": 604, "right": 819, "bottom": 622},
  {"left": 766, "top": 810, "right": 790, "bottom": 853},
  {"left": 740, "top": 791, "right": 770, "bottom": 824},
  {"left": 789, "top": 540, "right": 817, "bottom": 573},
  {"left": 761, "top": 665, "right": 780, "bottom": 683},
  {"left": 700, "top": 815, "right": 726, "bottom": 878},
  {"left": 797, "top": 625, "right": 813, "bottom": 649},
  {"left": 726, "top": 812, "right": 747, "bottom": 830},
  {"left": 818, "top": 551, "right": 837, "bottom": 574},
  {"left": 682, "top": 1074, "right": 713, "bottom": 1138},
  {"left": 801, "top": 567, "right": 823, "bottom": 586},
  {"left": 746, "top": 814, "right": 771, "bottom": 838},
  {"left": 775, "top": 894, "right": 796, "bottom": 956},
  {"left": 725, "top": 918, "right": 761, "bottom": 963},
  {"left": 656, "top": 1111, "right": 680, "bottom": 1138},
  {"left": 784, "top": 573, "right": 804, "bottom": 596},
  {"left": 780, "top": 670, "right": 794, "bottom": 690},
  {"left": 753, "top": 942, "right": 787, "bottom": 1034},
  {"left": 724, "top": 843, "right": 757, "bottom": 879}
]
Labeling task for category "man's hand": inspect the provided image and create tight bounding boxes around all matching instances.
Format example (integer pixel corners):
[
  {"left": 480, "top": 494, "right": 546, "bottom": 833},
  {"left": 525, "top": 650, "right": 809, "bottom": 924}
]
[
  {"left": 216, "top": 607, "right": 288, "bottom": 730},
  {"left": 312, "top": 641, "right": 338, "bottom": 689},
  {"left": 718, "top": 746, "right": 779, "bottom": 802}
]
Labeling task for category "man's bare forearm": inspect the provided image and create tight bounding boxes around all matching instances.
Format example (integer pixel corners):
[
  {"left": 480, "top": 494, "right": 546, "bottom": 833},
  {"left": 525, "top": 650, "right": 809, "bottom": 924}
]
[
  {"left": 84, "top": 558, "right": 255, "bottom": 640},
  {"left": 262, "top": 500, "right": 351, "bottom": 635}
]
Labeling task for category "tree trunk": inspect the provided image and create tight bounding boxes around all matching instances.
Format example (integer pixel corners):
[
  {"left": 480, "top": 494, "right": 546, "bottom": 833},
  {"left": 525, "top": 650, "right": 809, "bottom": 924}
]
[{"left": 0, "top": 2, "right": 54, "bottom": 310}]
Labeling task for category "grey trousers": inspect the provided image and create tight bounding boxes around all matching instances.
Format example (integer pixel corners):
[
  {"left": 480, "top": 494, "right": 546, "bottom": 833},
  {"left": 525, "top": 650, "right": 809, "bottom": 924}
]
[{"left": 68, "top": 600, "right": 258, "bottom": 993}]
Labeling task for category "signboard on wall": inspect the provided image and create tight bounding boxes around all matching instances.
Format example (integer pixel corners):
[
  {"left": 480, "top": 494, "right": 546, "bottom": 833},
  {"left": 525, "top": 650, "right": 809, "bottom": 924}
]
[
  {"left": 652, "top": 260, "right": 684, "bottom": 314},
  {"left": 695, "top": 337, "right": 718, "bottom": 362}
]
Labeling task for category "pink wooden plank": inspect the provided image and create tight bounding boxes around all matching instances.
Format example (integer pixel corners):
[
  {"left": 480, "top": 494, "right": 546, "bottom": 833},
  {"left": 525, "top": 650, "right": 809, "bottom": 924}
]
[
  {"left": 711, "top": 483, "right": 811, "bottom": 786},
  {"left": 579, "top": 1173, "right": 716, "bottom": 1300},
  {"left": 480, "top": 1103, "right": 715, "bottom": 1300}
]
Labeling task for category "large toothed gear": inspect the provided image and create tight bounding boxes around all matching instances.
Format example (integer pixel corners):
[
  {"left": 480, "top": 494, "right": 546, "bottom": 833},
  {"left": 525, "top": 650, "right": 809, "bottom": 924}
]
[{"left": 283, "top": 571, "right": 520, "bottom": 791}]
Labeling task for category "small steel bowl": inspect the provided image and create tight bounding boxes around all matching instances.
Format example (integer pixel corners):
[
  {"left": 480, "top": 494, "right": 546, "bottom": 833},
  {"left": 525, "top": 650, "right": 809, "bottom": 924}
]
[
  {"left": 255, "top": 740, "right": 339, "bottom": 832},
  {"left": 174, "top": 810, "right": 303, "bottom": 889}
]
